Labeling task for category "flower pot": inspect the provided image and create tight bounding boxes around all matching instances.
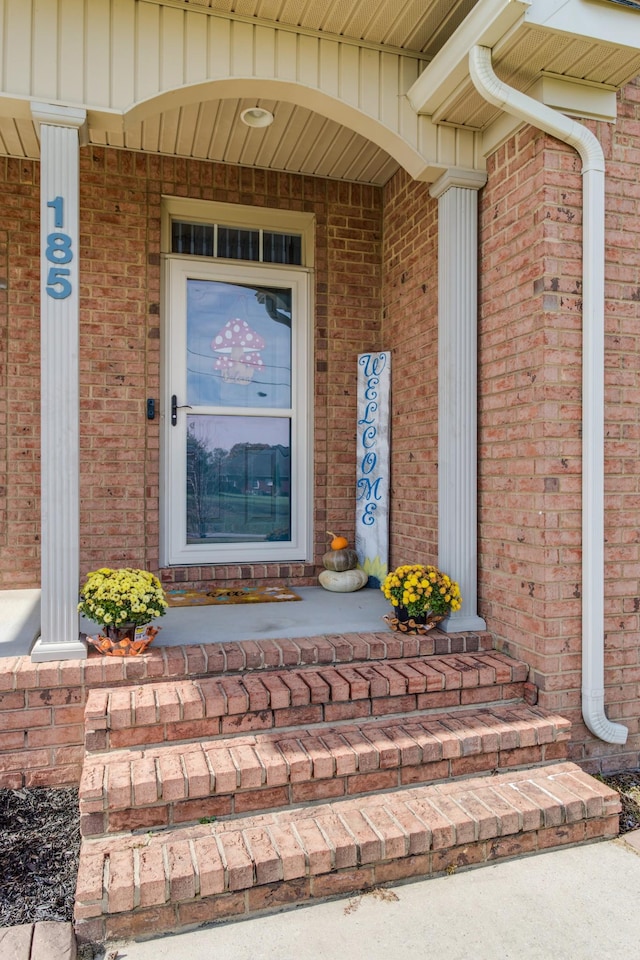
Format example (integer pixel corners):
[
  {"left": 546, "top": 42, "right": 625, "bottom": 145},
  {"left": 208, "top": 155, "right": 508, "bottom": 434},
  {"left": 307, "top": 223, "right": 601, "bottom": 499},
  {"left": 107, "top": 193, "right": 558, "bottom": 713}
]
[
  {"left": 384, "top": 607, "right": 444, "bottom": 634},
  {"left": 105, "top": 622, "right": 137, "bottom": 643},
  {"left": 86, "top": 623, "right": 160, "bottom": 657}
]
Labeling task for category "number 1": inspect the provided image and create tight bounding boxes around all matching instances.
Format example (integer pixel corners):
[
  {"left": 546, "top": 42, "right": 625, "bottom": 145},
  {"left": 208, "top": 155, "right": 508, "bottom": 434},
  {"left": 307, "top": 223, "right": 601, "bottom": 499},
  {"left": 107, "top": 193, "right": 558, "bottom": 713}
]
[{"left": 47, "top": 196, "right": 64, "bottom": 229}]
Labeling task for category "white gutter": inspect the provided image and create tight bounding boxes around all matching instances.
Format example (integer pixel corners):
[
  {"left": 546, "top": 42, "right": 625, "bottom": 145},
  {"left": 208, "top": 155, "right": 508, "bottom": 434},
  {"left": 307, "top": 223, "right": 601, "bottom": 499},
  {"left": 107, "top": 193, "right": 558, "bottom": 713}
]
[{"left": 469, "top": 45, "right": 627, "bottom": 744}]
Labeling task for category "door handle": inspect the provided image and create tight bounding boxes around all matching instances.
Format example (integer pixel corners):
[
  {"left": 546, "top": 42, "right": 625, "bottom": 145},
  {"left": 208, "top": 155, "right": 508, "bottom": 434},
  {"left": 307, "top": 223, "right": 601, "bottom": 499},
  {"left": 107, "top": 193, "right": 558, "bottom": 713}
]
[{"left": 170, "top": 395, "right": 192, "bottom": 426}]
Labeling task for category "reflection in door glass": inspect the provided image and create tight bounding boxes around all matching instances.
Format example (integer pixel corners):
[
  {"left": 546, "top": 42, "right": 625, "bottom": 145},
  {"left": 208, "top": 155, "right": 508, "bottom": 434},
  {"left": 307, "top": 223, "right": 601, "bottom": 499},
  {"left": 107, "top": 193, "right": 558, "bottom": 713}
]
[
  {"left": 186, "top": 415, "right": 291, "bottom": 544},
  {"left": 187, "top": 280, "right": 292, "bottom": 409}
]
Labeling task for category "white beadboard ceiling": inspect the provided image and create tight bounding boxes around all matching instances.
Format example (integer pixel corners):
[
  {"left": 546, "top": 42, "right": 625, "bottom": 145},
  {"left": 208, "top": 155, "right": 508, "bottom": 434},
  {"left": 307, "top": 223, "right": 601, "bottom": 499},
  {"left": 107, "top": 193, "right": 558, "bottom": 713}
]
[
  {"left": 174, "top": 0, "right": 478, "bottom": 55},
  {"left": 88, "top": 98, "right": 401, "bottom": 185}
]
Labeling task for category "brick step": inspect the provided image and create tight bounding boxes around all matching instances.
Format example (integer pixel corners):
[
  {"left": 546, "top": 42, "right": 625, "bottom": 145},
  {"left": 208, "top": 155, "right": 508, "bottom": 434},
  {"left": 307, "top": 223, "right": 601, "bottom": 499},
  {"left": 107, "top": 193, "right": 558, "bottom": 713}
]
[
  {"left": 74, "top": 761, "right": 621, "bottom": 944},
  {"left": 178, "top": 630, "right": 494, "bottom": 674},
  {"left": 84, "top": 651, "right": 531, "bottom": 752},
  {"left": 79, "top": 704, "right": 570, "bottom": 838},
  {"left": 70, "top": 631, "right": 494, "bottom": 692}
]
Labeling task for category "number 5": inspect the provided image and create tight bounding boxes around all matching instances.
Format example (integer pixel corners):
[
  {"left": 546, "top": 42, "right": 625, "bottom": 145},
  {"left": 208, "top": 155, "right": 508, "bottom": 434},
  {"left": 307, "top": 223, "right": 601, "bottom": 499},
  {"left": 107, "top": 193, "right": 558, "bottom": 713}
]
[{"left": 46, "top": 266, "right": 72, "bottom": 299}]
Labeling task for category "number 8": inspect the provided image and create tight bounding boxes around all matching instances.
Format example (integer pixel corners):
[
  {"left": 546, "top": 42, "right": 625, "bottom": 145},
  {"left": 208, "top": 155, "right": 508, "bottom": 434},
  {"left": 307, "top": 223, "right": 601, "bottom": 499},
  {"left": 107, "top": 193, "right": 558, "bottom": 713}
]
[{"left": 46, "top": 232, "right": 73, "bottom": 264}]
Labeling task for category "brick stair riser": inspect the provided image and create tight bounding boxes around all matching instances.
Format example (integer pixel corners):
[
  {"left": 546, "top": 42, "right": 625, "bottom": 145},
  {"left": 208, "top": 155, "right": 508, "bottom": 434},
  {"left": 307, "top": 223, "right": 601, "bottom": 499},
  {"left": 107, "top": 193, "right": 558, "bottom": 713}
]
[
  {"left": 79, "top": 706, "right": 571, "bottom": 838},
  {"left": 86, "top": 684, "right": 528, "bottom": 752},
  {"left": 79, "top": 815, "right": 620, "bottom": 945},
  {"left": 73, "top": 762, "right": 621, "bottom": 945},
  {"left": 81, "top": 741, "right": 568, "bottom": 837},
  {"left": 84, "top": 653, "right": 530, "bottom": 753}
]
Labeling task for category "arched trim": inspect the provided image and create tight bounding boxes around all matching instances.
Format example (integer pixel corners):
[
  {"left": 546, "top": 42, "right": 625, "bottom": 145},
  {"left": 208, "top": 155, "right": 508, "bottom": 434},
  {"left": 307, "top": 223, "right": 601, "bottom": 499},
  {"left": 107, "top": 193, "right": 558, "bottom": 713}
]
[{"left": 123, "top": 77, "right": 429, "bottom": 180}]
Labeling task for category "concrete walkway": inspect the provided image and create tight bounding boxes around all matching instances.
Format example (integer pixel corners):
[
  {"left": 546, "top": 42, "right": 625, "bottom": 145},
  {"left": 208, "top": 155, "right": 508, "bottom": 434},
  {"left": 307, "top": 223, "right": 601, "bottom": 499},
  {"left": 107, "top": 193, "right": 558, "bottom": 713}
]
[{"left": 99, "top": 835, "right": 640, "bottom": 960}]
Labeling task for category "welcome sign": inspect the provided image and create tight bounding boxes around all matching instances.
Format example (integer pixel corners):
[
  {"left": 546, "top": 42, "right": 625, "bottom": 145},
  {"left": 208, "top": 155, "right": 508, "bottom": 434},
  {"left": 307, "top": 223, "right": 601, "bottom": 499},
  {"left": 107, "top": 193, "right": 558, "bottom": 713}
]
[{"left": 355, "top": 352, "right": 391, "bottom": 587}]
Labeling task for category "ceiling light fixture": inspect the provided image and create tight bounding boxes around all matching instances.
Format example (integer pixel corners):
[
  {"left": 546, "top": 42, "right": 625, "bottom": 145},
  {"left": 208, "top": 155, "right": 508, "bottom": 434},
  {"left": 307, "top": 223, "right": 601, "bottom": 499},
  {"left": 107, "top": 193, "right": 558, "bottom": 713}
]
[{"left": 240, "top": 107, "right": 274, "bottom": 128}]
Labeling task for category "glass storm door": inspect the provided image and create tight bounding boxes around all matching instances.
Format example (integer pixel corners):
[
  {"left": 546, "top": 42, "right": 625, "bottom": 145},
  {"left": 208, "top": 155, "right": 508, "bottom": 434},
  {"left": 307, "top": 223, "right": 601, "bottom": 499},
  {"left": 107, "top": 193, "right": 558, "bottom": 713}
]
[{"left": 163, "top": 260, "right": 311, "bottom": 565}]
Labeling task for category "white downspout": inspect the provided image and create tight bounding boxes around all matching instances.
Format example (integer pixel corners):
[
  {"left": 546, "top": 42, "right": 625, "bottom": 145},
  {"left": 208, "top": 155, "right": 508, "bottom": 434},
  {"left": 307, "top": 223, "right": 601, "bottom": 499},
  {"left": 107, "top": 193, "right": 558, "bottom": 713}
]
[{"left": 469, "top": 45, "right": 627, "bottom": 744}]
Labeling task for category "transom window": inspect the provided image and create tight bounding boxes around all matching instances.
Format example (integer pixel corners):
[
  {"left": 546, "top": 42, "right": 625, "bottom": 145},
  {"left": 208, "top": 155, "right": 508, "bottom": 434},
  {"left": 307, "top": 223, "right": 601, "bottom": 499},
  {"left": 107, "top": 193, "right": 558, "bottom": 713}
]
[
  {"left": 163, "top": 197, "right": 314, "bottom": 268},
  {"left": 172, "top": 221, "right": 303, "bottom": 265}
]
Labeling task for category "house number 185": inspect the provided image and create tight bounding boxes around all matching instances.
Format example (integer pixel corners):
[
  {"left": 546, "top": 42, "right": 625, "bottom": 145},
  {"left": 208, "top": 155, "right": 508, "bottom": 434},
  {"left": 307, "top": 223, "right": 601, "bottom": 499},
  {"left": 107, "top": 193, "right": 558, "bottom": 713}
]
[{"left": 45, "top": 195, "right": 73, "bottom": 300}]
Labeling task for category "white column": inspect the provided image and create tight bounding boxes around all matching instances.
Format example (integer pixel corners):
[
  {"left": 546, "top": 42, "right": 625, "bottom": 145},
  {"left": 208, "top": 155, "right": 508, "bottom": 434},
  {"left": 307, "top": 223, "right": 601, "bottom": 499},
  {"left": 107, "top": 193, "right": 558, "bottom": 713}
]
[
  {"left": 430, "top": 169, "right": 487, "bottom": 633},
  {"left": 31, "top": 103, "right": 87, "bottom": 662}
]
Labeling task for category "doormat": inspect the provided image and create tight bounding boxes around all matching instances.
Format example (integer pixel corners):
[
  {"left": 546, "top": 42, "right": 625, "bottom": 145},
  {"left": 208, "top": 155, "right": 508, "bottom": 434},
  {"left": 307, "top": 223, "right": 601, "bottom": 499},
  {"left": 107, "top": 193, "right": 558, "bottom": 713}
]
[{"left": 166, "top": 585, "right": 303, "bottom": 607}]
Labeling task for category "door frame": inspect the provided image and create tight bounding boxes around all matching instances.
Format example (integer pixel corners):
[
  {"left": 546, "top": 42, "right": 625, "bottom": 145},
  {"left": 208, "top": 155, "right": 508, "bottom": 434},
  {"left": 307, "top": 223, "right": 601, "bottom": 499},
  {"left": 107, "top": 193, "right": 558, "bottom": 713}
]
[{"left": 160, "top": 251, "right": 314, "bottom": 568}]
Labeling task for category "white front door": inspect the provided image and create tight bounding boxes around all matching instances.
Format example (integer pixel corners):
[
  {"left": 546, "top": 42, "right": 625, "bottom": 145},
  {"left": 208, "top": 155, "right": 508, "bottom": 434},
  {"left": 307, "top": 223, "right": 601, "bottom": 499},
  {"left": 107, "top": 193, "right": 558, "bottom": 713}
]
[{"left": 162, "top": 258, "right": 311, "bottom": 566}]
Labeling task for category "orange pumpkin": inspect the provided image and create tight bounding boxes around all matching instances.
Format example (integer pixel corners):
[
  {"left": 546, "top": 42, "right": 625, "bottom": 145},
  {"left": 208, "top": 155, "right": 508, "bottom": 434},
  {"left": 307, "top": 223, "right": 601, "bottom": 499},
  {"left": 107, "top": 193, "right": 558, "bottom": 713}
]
[{"left": 327, "top": 531, "right": 349, "bottom": 551}]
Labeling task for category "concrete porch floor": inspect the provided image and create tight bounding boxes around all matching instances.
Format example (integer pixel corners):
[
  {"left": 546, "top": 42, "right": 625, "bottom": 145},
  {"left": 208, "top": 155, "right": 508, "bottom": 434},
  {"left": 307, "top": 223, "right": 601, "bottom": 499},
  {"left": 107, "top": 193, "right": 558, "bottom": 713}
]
[{"left": 0, "top": 586, "right": 392, "bottom": 659}]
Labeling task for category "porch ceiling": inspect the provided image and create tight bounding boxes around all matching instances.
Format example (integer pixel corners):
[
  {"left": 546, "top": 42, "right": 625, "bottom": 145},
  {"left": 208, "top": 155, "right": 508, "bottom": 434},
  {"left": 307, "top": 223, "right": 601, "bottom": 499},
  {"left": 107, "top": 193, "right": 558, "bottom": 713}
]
[
  {"left": 16, "top": 0, "right": 481, "bottom": 185},
  {"left": 2, "top": 0, "right": 639, "bottom": 184},
  {"left": 87, "top": 98, "right": 400, "bottom": 186}
]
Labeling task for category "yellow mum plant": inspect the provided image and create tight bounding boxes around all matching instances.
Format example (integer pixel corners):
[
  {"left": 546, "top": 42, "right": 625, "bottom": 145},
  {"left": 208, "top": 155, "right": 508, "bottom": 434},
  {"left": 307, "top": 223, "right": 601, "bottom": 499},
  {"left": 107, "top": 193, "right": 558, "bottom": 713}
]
[
  {"left": 78, "top": 567, "right": 168, "bottom": 629},
  {"left": 381, "top": 563, "right": 462, "bottom": 619}
]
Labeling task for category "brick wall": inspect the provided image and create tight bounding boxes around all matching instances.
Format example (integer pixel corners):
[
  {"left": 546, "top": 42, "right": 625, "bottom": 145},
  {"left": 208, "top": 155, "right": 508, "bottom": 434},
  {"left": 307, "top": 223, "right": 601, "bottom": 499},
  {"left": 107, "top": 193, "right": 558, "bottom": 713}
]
[
  {"left": 478, "top": 80, "right": 640, "bottom": 771},
  {"left": 478, "top": 125, "right": 553, "bottom": 696},
  {"left": 0, "top": 150, "right": 382, "bottom": 590},
  {"left": 381, "top": 168, "right": 439, "bottom": 567},
  {"left": 0, "top": 160, "right": 40, "bottom": 587}
]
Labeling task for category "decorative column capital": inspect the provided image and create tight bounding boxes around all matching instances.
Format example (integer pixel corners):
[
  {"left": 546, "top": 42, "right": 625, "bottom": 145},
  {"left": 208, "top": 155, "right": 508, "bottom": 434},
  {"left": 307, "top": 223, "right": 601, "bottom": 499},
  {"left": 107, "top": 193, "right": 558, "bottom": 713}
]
[
  {"left": 429, "top": 167, "right": 487, "bottom": 200},
  {"left": 31, "top": 102, "right": 87, "bottom": 130}
]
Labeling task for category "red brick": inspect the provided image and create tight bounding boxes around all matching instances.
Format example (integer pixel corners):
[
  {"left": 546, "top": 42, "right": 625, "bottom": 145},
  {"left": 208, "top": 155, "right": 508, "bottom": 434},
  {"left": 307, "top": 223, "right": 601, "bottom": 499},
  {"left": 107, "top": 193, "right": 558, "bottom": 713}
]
[
  {"left": 273, "top": 705, "right": 323, "bottom": 727},
  {"left": 432, "top": 840, "right": 488, "bottom": 873},
  {"left": 109, "top": 807, "right": 168, "bottom": 833},
  {"left": 107, "top": 849, "right": 136, "bottom": 913},
  {"left": 247, "top": 877, "right": 310, "bottom": 911},
  {"left": 243, "top": 826, "right": 282, "bottom": 884},
  {"left": 166, "top": 840, "right": 196, "bottom": 900},
  {"left": 104, "top": 905, "right": 176, "bottom": 941},
  {"left": 27, "top": 723, "right": 84, "bottom": 748},
  {"left": 310, "top": 866, "right": 374, "bottom": 898},
  {"left": 400, "top": 760, "right": 450, "bottom": 785},
  {"left": 374, "top": 852, "right": 431, "bottom": 884},
  {"left": 347, "top": 769, "right": 398, "bottom": 794},
  {"left": 291, "top": 778, "right": 346, "bottom": 803},
  {"left": 177, "top": 892, "right": 245, "bottom": 926},
  {"left": 138, "top": 844, "right": 167, "bottom": 907},
  {"left": 171, "top": 795, "right": 233, "bottom": 823},
  {"left": 192, "top": 835, "right": 225, "bottom": 896},
  {"left": 0, "top": 708, "right": 51, "bottom": 731},
  {"left": 221, "top": 710, "right": 274, "bottom": 734},
  {"left": 217, "top": 831, "right": 254, "bottom": 890},
  {"left": 234, "top": 785, "right": 289, "bottom": 814}
]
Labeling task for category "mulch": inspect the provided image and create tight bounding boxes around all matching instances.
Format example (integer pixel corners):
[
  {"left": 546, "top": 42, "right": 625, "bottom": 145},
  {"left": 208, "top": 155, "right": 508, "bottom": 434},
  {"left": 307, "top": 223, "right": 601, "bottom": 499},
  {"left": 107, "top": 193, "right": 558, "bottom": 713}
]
[
  {"left": 600, "top": 772, "right": 640, "bottom": 835},
  {"left": 0, "top": 787, "right": 80, "bottom": 926}
]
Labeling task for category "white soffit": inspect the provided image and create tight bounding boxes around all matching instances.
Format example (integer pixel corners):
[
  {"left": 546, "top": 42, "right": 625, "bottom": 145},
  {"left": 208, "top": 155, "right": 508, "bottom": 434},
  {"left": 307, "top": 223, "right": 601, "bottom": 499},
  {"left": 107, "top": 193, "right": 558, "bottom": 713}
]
[
  {"left": 410, "top": 0, "right": 640, "bottom": 128},
  {"left": 149, "top": 0, "right": 479, "bottom": 54}
]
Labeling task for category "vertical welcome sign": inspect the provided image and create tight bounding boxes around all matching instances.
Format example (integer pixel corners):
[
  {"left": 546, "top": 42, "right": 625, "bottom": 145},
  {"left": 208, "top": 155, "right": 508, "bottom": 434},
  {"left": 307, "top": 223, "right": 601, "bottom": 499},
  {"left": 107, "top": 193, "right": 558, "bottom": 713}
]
[{"left": 355, "top": 352, "right": 391, "bottom": 587}]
